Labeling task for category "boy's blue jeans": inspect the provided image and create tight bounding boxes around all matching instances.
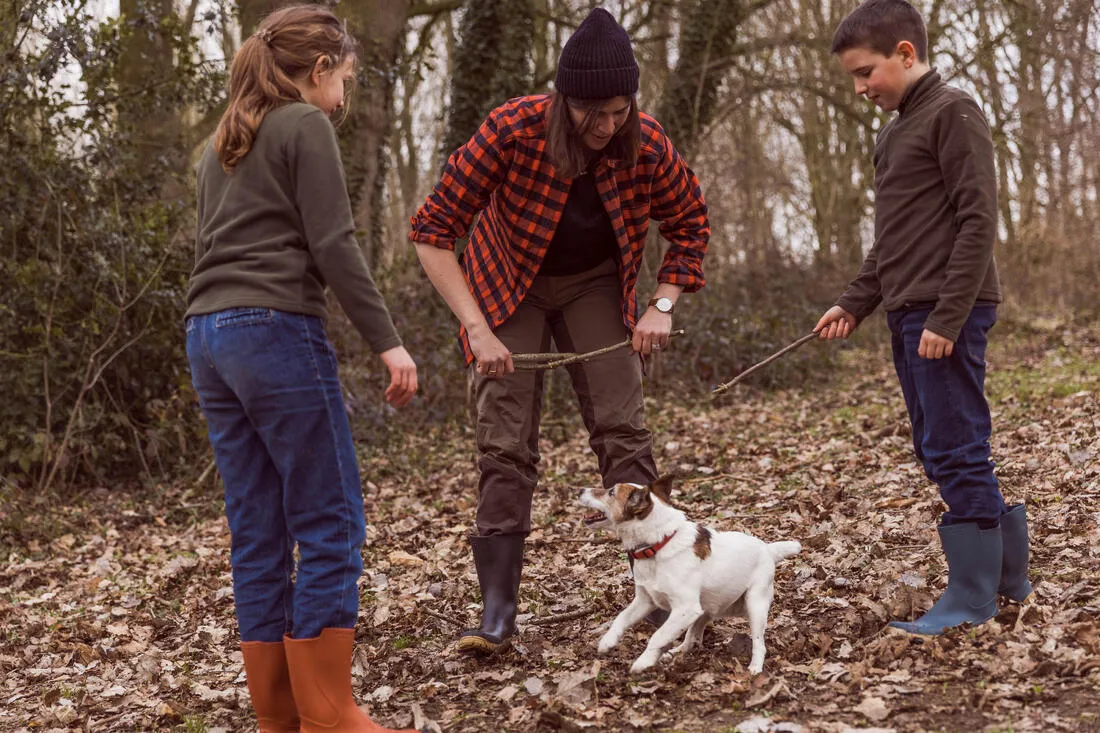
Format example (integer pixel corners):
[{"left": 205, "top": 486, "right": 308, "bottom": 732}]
[
  {"left": 887, "top": 304, "right": 1007, "bottom": 524},
  {"left": 186, "top": 308, "right": 365, "bottom": 642}
]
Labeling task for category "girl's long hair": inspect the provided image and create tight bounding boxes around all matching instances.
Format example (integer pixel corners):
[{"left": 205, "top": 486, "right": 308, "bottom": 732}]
[
  {"left": 545, "top": 92, "right": 640, "bottom": 179},
  {"left": 214, "top": 5, "right": 356, "bottom": 173}
]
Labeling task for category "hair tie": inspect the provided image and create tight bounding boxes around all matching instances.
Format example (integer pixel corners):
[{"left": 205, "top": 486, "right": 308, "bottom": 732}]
[{"left": 256, "top": 28, "right": 272, "bottom": 46}]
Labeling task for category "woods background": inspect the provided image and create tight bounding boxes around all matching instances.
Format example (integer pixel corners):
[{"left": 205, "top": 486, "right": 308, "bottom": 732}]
[{"left": 1, "top": 0, "right": 1097, "bottom": 493}]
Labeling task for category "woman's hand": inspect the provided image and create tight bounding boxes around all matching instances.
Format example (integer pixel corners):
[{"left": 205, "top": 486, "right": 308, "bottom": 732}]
[
  {"left": 379, "top": 346, "right": 418, "bottom": 407},
  {"left": 468, "top": 323, "right": 513, "bottom": 378},
  {"left": 632, "top": 309, "right": 672, "bottom": 356},
  {"left": 814, "top": 306, "right": 857, "bottom": 340}
]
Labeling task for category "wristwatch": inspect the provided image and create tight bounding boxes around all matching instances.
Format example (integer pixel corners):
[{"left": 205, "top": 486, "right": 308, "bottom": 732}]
[{"left": 648, "top": 297, "right": 674, "bottom": 314}]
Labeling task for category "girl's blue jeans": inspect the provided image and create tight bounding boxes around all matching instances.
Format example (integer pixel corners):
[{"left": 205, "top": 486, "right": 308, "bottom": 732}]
[
  {"left": 887, "top": 303, "right": 1007, "bottom": 524},
  {"left": 186, "top": 308, "right": 365, "bottom": 642}
]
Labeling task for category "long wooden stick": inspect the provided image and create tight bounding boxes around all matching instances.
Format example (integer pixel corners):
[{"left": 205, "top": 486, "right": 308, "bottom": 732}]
[
  {"left": 711, "top": 332, "right": 819, "bottom": 397},
  {"left": 512, "top": 329, "right": 686, "bottom": 370}
]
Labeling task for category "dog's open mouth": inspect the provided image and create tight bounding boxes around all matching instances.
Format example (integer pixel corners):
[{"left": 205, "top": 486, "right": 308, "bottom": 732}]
[{"left": 583, "top": 511, "right": 606, "bottom": 525}]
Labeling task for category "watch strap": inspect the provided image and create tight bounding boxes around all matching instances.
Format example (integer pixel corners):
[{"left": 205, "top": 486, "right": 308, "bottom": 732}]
[{"left": 648, "top": 297, "right": 674, "bottom": 314}]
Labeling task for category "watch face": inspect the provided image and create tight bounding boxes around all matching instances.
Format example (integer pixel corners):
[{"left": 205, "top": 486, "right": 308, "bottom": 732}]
[{"left": 656, "top": 297, "right": 672, "bottom": 313}]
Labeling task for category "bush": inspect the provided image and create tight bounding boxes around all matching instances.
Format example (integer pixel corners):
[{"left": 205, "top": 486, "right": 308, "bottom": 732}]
[{"left": 0, "top": 6, "right": 219, "bottom": 489}]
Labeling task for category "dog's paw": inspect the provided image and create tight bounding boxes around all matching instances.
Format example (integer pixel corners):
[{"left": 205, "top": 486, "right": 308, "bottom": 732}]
[
  {"left": 747, "top": 660, "right": 764, "bottom": 675},
  {"left": 597, "top": 633, "right": 618, "bottom": 654},
  {"left": 664, "top": 642, "right": 687, "bottom": 659},
  {"left": 629, "top": 655, "right": 658, "bottom": 674}
]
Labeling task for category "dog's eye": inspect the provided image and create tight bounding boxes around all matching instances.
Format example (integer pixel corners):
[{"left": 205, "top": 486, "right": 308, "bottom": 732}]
[{"left": 608, "top": 486, "right": 616, "bottom": 496}]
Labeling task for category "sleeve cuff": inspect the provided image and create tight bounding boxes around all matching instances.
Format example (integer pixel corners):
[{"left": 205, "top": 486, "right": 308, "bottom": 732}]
[
  {"left": 922, "top": 317, "right": 960, "bottom": 342},
  {"left": 368, "top": 334, "right": 403, "bottom": 355}
]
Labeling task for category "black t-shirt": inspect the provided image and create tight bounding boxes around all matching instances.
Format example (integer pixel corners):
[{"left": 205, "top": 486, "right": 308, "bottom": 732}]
[{"left": 538, "top": 167, "right": 619, "bottom": 277}]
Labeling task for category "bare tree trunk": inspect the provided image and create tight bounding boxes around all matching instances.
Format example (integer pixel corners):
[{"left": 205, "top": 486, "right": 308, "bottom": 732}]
[
  {"left": 340, "top": 0, "right": 411, "bottom": 270},
  {"left": 765, "top": 0, "right": 872, "bottom": 275},
  {"left": 532, "top": 0, "right": 551, "bottom": 88},
  {"left": 639, "top": 0, "right": 672, "bottom": 107},
  {"left": 971, "top": 0, "right": 1017, "bottom": 254},
  {"left": 657, "top": 0, "right": 747, "bottom": 159},
  {"left": 116, "top": 0, "right": 185, "bottom": 194},
  {"left": 238, "top": 0, "right": 281, "bottom": 37},
  {"left": 1, "top": 0, "right": 23, "bottom": 50},
  {"left": 439, "top": 0, "right": 535, "bottom": 163}
]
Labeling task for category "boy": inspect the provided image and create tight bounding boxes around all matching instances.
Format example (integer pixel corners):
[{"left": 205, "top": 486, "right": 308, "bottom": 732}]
[{"left": 814, "top": 0, "right": 1032, "bottom": 635}]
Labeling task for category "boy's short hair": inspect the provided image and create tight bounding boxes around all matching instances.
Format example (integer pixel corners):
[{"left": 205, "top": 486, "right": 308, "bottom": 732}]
[{"left": 831, "top": 0, "right": 928, "bottom": 62}]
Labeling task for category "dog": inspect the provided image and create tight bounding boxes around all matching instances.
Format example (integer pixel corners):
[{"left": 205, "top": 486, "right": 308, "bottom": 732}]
[{"left": 578, "top": 475, "right": 801, "bottom": 674}]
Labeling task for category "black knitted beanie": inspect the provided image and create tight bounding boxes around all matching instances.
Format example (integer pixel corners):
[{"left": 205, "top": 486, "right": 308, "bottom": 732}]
[{"left": 554, "top": 8, "right": 639, "bottom": 99}]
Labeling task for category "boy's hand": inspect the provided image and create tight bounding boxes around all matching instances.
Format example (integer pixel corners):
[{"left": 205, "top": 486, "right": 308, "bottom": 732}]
[
  {"left": 814, "top": 306, "right": 857, "bottom": 340},
  {"left": 918, "top": 329, "right": 954, "bottom": 359},
  {"left": 379, "top": 346, "right": 418, "bottom": 407}
]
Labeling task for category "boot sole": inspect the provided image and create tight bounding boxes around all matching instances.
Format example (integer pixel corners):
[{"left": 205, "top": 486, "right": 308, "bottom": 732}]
[{"left": 455, "top": 635, "right": 510, "bottom": 655}]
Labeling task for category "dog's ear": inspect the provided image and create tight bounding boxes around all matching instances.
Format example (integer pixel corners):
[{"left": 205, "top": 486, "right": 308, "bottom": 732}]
[
  {"left": 624, "top": 484, "right": 653, "bottom": 518},
  {"left": 650, "top": 474, "right": 675, "bottom": 503}
]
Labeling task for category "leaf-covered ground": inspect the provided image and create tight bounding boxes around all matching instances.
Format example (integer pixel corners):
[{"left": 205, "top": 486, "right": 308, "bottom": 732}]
[{"left": 2, "top": 321, "right": 1098, "bottom": 732}]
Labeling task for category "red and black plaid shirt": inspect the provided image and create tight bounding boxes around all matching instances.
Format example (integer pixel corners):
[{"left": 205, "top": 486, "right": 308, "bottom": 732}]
[{"left": 409, "top": 94, "right": 709, "bottom": 362}]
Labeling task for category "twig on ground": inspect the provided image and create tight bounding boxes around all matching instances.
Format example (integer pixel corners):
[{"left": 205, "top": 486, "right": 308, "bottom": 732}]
[
  {"left": 424, "top": 608, "right": 465, "bottom": 627},
  {"left": 197, "top": 458, "right": 217, "bottom": 485},
  {"left": 526, "top": 537, "right": 617, "bottom": 546},
  {"left": 525, "top": 607, "right": 592, "bottom": 626}
]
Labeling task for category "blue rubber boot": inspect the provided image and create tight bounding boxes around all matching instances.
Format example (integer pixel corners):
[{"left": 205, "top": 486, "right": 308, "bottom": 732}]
[
  {"left": 889, "top": 521, "right": 1002, "bottom": 635},
  {"left": 998, "top": 503, "right": 1033, "bottom": 601}
]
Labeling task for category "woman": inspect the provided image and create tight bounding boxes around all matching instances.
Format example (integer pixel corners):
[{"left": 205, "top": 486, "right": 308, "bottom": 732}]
[{"left": 410, "top": 7, "right": 709, "bottom": 655}]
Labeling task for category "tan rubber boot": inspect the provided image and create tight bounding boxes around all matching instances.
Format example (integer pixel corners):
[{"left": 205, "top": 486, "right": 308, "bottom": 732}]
[
  {"left": 284, "top": 628, "right": 420, "bottom": 732},
  {"left": 240, "top": 640, "right": 300, "bottom": 733}
]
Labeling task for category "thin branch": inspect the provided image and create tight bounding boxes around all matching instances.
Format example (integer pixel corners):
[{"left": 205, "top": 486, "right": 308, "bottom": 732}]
[
  {"left": 37, "top": 197, "right": 64, "bottom": 490},
  {"left": 525, "top": 608, "right": 592, "bottom": 626},
  {"left": 711, "top": 332, "right": 819, "bottom": 397},
  {"left": 197, "top": 458, "right": 218, "bottom": 485},
  {"left": 423, "top": 608, "right": 465, "bottom": 627},
  {"left": 525, "top": 537, "right": 617, "bottom": 546}
]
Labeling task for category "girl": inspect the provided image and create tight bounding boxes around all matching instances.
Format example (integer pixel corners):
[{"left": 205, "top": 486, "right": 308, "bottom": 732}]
[
  {"left": 410, "top": 8, "right": 709, "bottom": 655},
  {"left": 187, "top": 6, "right": 422, "bottom": 731}
]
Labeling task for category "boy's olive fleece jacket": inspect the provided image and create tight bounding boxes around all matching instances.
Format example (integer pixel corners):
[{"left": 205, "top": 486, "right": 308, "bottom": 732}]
[
  {"left": 837, "top": 70, "right": 1001, "bottom": 341},
  {"left": 187, "top": 103, "right": 401, "bottom": 354}
]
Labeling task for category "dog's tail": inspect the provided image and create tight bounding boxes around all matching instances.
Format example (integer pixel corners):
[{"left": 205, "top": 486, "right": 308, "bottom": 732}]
[{"left": 767, "top": 541, "right": 802, "bottom": 562}]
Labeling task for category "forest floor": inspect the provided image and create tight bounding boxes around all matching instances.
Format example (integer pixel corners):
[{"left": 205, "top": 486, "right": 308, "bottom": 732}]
[{"left": 2, "top": 319, "right": 1098, "bottom": 733}]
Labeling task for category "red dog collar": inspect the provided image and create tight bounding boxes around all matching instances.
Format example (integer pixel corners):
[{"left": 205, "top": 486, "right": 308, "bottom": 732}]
[{"left": 628, "top": 531, "right": 677, "bottom": 560}]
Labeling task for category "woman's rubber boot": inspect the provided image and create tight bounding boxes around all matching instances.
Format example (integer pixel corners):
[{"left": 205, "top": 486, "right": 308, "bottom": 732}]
[
  {"left": 240, "top": 640, "right": 299, "bottom": 733},
  {"left": 284, "top": 628, "right": 421, "bottom": 732},
  {"left": 456, "top": 533, "right": 524, "bottom": 655},
  {"left": 888, "top": 521, "right": 1002, "bottom": 636},
  {"left": 998, "top": 503, "right": 1033, "bottom": 601}
]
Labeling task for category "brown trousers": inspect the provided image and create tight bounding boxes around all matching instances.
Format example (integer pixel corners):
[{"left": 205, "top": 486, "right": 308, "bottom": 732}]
[{"left": 472, "top": 259, "right": 658, "bottom": 535}]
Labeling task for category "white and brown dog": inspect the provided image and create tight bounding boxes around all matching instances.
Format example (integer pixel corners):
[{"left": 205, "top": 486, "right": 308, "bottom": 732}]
[{"left": 579, "top": 476, "right": 801, "bottom": 675}]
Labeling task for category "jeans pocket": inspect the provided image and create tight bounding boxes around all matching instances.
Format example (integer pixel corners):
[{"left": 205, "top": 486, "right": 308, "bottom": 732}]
[{"left": 214, "top": 307, "right": 274, "bottom": 329}]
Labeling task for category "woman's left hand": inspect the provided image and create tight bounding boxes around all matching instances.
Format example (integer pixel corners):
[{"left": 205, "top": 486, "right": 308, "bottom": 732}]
[
  {"left": 379, "top": 346, "right": 418, "bottom": 407},
  {"left": 632, "top": 309, "right": 672, "bottom": 356}
]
